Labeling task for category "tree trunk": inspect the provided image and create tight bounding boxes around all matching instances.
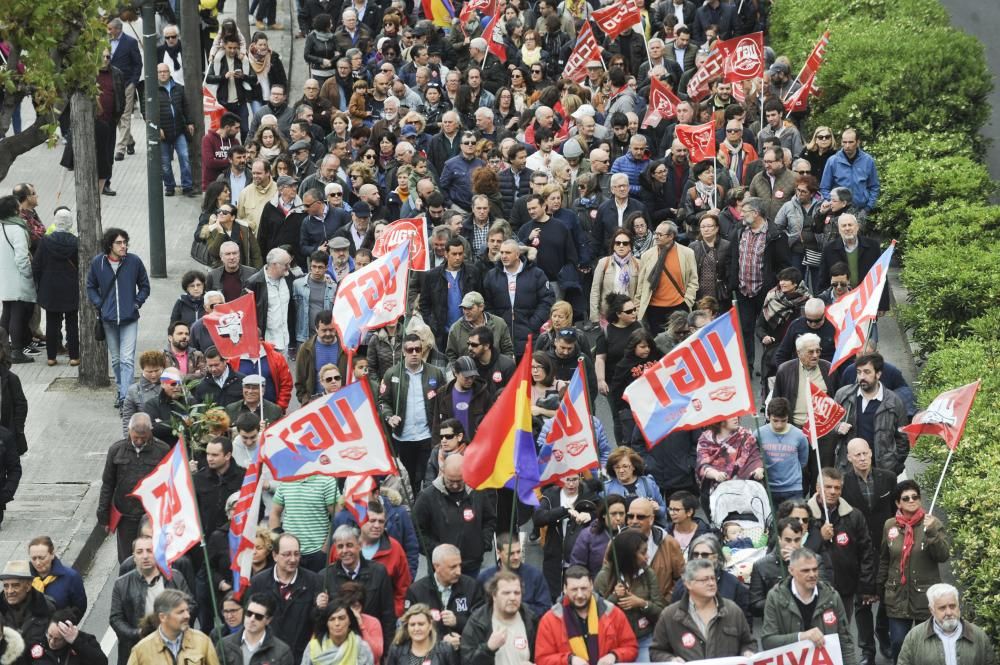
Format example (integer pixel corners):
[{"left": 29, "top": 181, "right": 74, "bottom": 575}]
[
  {"left": 71, "top": 92, "right": 110, "bottom": 388},
  {"left": 181, "top": 0, "right": 205, "bottom": 192}
]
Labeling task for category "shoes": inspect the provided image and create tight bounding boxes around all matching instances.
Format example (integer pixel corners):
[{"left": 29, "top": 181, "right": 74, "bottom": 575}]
[
  {"left": 269, "top": 22, "right": 284, "bottom": 29},
  {"left": 295, "top": 31, "right": 305, "bottom": 38},
  {"left": 114, "top": 396, "right": 124, "bottom": 410},
  {"left": 183, "top": 189, "right": 197, "bottom": 198},
  {"left": 23, "top": 345, "right": 41, "bottom": 356},
  {"left": 103, "top": 185, "right": 117, "bottom": 196},
  {"left": 47, "top": 359, "right": 56, "bottom": 367},
  {"left": 114, "top": 152, "right": 124, "bottom": 161},
  {"left": 11, "top": 350, "right": 34, "bottom": 364},
  {"left": 256, "top": 20, "right": 266, "bottom": 28},
  {"left": 165, "top": 189, "right": 175, "bottom": 197},
  {"left": 126, "top": 144, "right": 135, "bottom": 155},
  {"left": 69, "top": 359, "right": 80, "bottom": 367}
]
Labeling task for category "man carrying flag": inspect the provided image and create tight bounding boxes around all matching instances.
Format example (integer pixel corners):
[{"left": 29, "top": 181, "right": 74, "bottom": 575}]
[{"left": 537, "top": 361, "right": 601, "bottom": 485}]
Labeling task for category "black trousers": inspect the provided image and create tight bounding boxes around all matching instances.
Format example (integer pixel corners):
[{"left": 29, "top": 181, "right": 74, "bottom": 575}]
[
  {"left": 395, "top": 438, "right": 432, "bottom": 492},
  {"left": 644, "top": 303, "right": 690, "bottom": 337},
  {"left": 856, "top": 595, "right": 890, "bottom": 661},
  {"left": 46, "top": 310, "right": 79, "bottom": 360},
  {"left": 1, "top": 300, "right": 33, "bottom": 350},
  {"left": 735, "top": 289, "right": 766, "bottom": 368},
  {"left": 116, "top": 515, "right": 142, "bottom": 563}
]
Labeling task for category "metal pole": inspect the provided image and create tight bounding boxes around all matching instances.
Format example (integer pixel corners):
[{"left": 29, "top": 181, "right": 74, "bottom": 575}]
[
  {"left": 140, "top": 0, "right": 167, "bottom": 277},
  {"left": 927, "top": 447, "right": 955, "bottom": 515}
]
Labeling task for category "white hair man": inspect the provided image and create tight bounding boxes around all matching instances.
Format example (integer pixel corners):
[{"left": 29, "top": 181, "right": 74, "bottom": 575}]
[
  {"left": 896, "top": 584, "right": 993, "bottom": 664},
  {"left": 404, "top": 543, "right": 484, "bottom": 649}
]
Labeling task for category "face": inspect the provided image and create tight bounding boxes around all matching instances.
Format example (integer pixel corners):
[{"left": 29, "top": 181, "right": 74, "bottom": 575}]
[
  {"left": 29, "top": 545, "right": 54, "bottom": 575},
  {"left": 685, "top": 568, "right": 718, "bottom": 599},
  {"left": 613, "top": 233, "right": 632, "bottom": 257},
  {"left": 142, "top": 362, "right": 166, "bottom": 382},
  {"left": 930, "top": 593, "right": 961, "bottom": 631},
  {"left": 552, "top": 337, "right": 577, "bottom": 361},
  {"left": 698, "top": 167, "right": 714, "bottom": 185},
  {"left": 434, "top": 554, "right": 462, "bottom": 586},
  {"left": 796, "top": 184, "right": 813, "bottom": 205},
  {"left": 564, "top": 575, "right": 594, "bottom": 611},
  {"left": 671, "top": 141, "right": 689, "bottom": 163},
  {"left": 839, "top": 216, "right": 859, "bottom": 242},
  {"left": 769, "top": 413, "right": 788, "bottom": 432},
  {"left": 763, "top": 151, "right": 781, "bottom": 176},
  {"left": 630, "top": 141, "right": 647, "bottom": 160},
  {"left": 790, "top": 556, "right": 819, "bottom": 594},
  {"left": 362, "top": 511, "right": 386, "bottom": 542},
  {"left": 699, "top": 218, "right": 718, "bottom": 242},
  {"left": 251, "top": 162, "right": 269, "bottom": 186},
  {"left": 766, "top": 109, "right": 781, "bottom": 128},
  {"left": 611, "top": 179, "right": 629, "bottom": 200},
  {"left": 239, "top": 428, "right": 260, "bottom": 451},
  {"left": 493, "top": 578, "right": 522, "bottom": 615},
  {"left": 222, "top": 600, "right": 243, "bottom": 628},
  {"left": 244, "top": 602, "right": 272, "bottom": 634},
  {"left": 856, "top": 363, "right": 880, "bottom": 392},
  {"left": 797, "top": 343, "right": 821, "bottom": 369},
  {"left": 407, "top": 613, "right": 432, "bottom": 642},
  {"left": 716, "top": 82, "right": 731, "bottom": 99},
  {"left": 498, "top": 541, "right": 523, "bottom": 570},
  {"left": 205, "top": 442, "right": 231, "bottom": 472},
  {"left": 242, "top": 381, "right": 262, "bottom": 403},
  {"left": 46, "top": 622, "right": 67, "bottom": 651},
  {"left": 404, "top": 341, "right": 423, "bottom": 369},
  {"left": 335, "top": 537, "right": 360, "bottom": 568},
  {"left": 668, "top": 500, "right": 691, "bottom": 524},
  {"left": 830, "top": 274, "right": 851, "bottom": 296},
  {"left": 110, "top": 235, "right": 128, "bottom": 258},
  {"left": 847, "top": 441, "right": 872, "bottom": 473},
  {"left": 316, "top": 320, "right": 338, "bottom": 345},
  {"left": 841, "top": 131, "right": 858, "bottom": 156},
  {"left": 206, "top": 355, "right": 227, "bottom": 379},
  {"left": 327, "top": 609, "right": 351, "bottom": 640},
  {"left": 274, "top": 539, "right": 301, "bottom": 574},
  {"left": 654, "top": 226, "right": 675, "bottom": 249},
  {"left": 157, "top": 64, "right": 171, "bottom": 83},
  {"left": 134, "top": 539, "right": 156, "bottom": 574}
]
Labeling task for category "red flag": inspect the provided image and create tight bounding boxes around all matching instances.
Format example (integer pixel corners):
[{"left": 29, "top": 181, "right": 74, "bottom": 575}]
[
  {"left": 686, "top": 48, "right": 724, "bottom": 101},
  {"left": 591, "top": 0, "right": 641, "bottom": 41},
  {"left": 801, "top": 383, "right": 846, "bottom": 439},
  {"left": 458, "top": 0, "right": 495, "bottom": 24},
  {"left": 641, "top": 77, "right": 682, "bottom": 129},
  {"left": 203, "top": 86, "right": 227, "bottom": 132},
  {"left": 562, "top": 22, "right": 601, "bottom": 84},
  {"left": 371, "top": 217, "right": 429, "bottom": 271},
  {"left": 481, "top": 5, "right": 507, "bottom": 63},
  {"left": 203, "top": 292, "right": 259, "bottom": 359},
  {"left": 900, "top": 380, "right": 980, "bottom": 450},
  {"left": 722, "top": 32, "right": 765, "bottom": 82},
  {"left": 674, "top": 122, "right": 716, "bottom": 163},
  {"left": 783, "top": 31, "right": 830, "bottom": 113}
]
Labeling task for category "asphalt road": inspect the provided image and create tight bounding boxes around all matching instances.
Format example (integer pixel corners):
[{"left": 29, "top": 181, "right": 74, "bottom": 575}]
[{"left": 938, "top": 0, "right": 1000, "bottom": 185}]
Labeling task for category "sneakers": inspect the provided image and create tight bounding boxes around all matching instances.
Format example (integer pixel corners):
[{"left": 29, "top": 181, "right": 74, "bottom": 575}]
[
  {"left": 165, "top": 189, "right": 176, "bottom": 197},
  {"left": 69, "top": 359, "right": 80, "bottom": 366},
  {"left": 47, "top": 359, "right": 57, "bottom": 367},
  {"left": 23, "top": 345, "right": 41, "bottom": 356},
  {"left": 183, "top": 189, "right": 197, "bottom": 198},
  {"left": 10, "top": 350, "right": 34, "bottom": 364}
]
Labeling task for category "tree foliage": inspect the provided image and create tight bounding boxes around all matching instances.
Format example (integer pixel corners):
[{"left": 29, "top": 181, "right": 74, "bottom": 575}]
[{"left": 0, "top": 0, "right": 106, "bottom": 181}]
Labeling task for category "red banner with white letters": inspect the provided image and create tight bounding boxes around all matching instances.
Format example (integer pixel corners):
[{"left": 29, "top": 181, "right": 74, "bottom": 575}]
[
  {"left": 642, "top": 77, "right": 682, "bottom": 129},
  {"left": 674, "top": 121, "right": 717, "bottom": 163},
  {"left": 203, "top": 292, "right": 259, "bottom": 359},
  {"left": 371, "top": 217, "right": 429, "bottom": 271},
  {"left": 563, "top": 22, "right": 602, "bottom": 84},
  {"left": 801, "top": 383, "right": 846, "bottom": 440},
  {"left": 590, "top": 0, "right": 641, "bottom": 41}
]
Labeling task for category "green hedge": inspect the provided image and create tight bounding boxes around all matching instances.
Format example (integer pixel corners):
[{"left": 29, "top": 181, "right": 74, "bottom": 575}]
[
  {"left": 865, "top": 129, "right": 978, "bottom": 165},
  {"left": 904, "top": 202, "right": 1000, "bottom": 249},
  {"left": 872, "top": 155, "right": 994, "bottom": 241},
  {"left": 911, "top": 338, "right": 1000, "bottom": 631}
]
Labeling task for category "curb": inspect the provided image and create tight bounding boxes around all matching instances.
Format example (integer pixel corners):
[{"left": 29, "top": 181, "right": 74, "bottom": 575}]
[{"left": 62, "top": 482, "right": 109, "bottom": 576}]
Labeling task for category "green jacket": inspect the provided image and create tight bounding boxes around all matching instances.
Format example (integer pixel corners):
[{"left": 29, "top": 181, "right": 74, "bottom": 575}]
[
  {"left": 594, "top": 563, "right": 665, "bottom": 640},
  {"left": 377, "top": 362, "right": 446, "bottom": 438},
  {"left": 225, "top": 398, "right": 283, "bottom": 427},
  {"left": 898, "top": 618, "right": 996, "bottom": 665},
  {"left": 761, "top": 579, "right": 857, "bottom": 665},
  {"left": 876, "top": 516, "right": 950, "bottom": 621}
]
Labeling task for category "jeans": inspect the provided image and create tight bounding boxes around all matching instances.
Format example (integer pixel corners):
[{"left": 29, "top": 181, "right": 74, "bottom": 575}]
[
  {"left": 887, "top": 617, "right": 913, "bottom": 663},
  {"left": 46, "top": 310, "right": 79, "bottom": 360},
  {"left": 160, "top": 133, "right": 193, "bottom": 191},
  {"left": 856, "top": 596, "right": 889, "bottom": 661},
  {"left": 636, "top": 634, "right": 652, "bottom": 662},
  {"left": 104, "top": 319, "right": 139, "bottom": 400}
]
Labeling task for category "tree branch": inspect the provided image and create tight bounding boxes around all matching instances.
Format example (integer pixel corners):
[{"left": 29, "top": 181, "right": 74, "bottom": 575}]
[{"left": 0, "top": 114, "right": 50, "bottom": 183}]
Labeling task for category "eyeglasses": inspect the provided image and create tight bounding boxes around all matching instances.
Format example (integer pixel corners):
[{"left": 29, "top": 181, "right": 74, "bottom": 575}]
[
  {"left": 805, "top": 317, "right": 824, "bottom": 325},
  {"left": 531, "top": 69, "right": 542, "bottom": 74},
  {"left": 323, "top": 375, "right": 342, "bottom": 383},
  {"left": 795, "top": 189, "right": 811, "bottom": 195},
  {"left": 794, "top": 169, "right": 811, "bottom": 175},
  {"left": 817, "top": 134, "right": 832, "bottom": 140},
  {"left": 621, "top": 307, "right": 637, "bottom": 315},
  {"left": 350, "top": 174, "right": 363, "bottom": 179},
  {"left": 512, "top": 72, "right": 523, "bottom": 78},
  {"left": 614, "top": 240, "right": 631, "bottom": 246},
  {"left": 691, "top": 576, "right": 716, "bottom": 584},
  {"left": 364, "top": 154, "right": 376, "bottom": 159},
  {"left": 222, "top": 607, "right": 242, "bottom": 615},
  {"left": 900, "top": 494, "right": 921, "bottom": 502},
  {"left": 653, "top": 231, "right": 672, "bottom": 238},
  {"left": 691, "top": 551, "right": 715, "bottom": 559},
  {"left": 461, "top": 141, "right": 477, "bottom": 146},
  {"left": 329, "top": 192, "right": 343, "bottom": 197},
  {"left": 245, "top": 610, "right": 268, "bottom": 621},
  {"left": 404, "top": 347, "right": 422, "bottom": 354},
  {"left": 725, "top": 128, "right": 741, "bottom": 133},
  {"left": 626, "top": 513, "right": 652, "bottom": 520}
]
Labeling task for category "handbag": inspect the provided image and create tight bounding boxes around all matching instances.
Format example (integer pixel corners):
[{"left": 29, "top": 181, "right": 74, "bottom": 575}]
[
  {"left": 93, "top": 265, "right": 121, "bottom": 343},
  {"left": 190, "top": 236, "right": 212, "bottom": 266}
]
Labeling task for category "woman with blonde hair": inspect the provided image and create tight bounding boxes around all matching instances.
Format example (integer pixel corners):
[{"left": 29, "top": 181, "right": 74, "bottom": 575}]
[
  {"left": 535, "top": 300, "right": 587, "bottom": 355},
  {"left": 800, "top": 125, "right": 839, "bottom": 180},
  {"left": 385, "top": 604, "right": 456, "bottom": 665}
]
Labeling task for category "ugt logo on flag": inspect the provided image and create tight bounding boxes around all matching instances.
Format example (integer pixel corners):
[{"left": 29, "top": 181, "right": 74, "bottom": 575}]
[{"left": 332, "top": 242, "right": 410, "bottom": 350}]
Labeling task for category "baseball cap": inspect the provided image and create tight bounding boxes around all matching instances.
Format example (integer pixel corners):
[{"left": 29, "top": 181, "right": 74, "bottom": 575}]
[
  {"left": 768, "top": 62, "right": 790, "bottom": 76},
  {"left": 571, "top": 104, "right": 596, "bottom": 121},
  {"left": 401, "top": 124, "right": 418, "bottom": 137},
  {"left": 460, "top": 291, "right": 485, "bottom": 308},
  {"left": 353, "top": 201, "right": 372, "bottom": 217},
  {"left": 161, "top": 367, "right": 183, "bottom": 383},
  {"left": 453, "top": 356, "right": 479, "bottom": 378},
  {"left": 562, "top": 139, "right": 584, "bottom": 160}
]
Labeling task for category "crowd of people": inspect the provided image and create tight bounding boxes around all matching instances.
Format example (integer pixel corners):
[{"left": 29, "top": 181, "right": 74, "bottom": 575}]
[{"left": 0, "top": 0, "right": 994, "bottom": 663}]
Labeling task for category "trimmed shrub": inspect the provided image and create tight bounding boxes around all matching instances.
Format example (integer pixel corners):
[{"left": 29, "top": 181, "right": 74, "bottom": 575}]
[
  {"left": 912, "top": 337, "right": 1000, "bottom": 631},
  {"left": 872, "top": 155, "right": 994, "bottom": 241},
  {"left": 904, "top": 202, "right": 1000, "bottom": 249},
  {"left": 898, "top": 241, "right": 1000, "bottom": 353},
  {"left": 866, "top": 130, "right": 977, "bottom": 165}
]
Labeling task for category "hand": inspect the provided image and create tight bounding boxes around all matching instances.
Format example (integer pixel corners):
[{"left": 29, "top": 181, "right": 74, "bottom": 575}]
[
  {"left": 159, "top": 129, "right": 165, "bottom": 140},
  {"left": 836, "top": 422, "right": 852, "bottom": 435},
  {"left": 388, "top": 415, "right": 402, "bottom": 428},
  {"left": 862, "top": 594, "right": 879, "bottom": 605},
  {"left": 189, "top": 460, "right": 198, "bottom": 474},
  {"left": 751, "top": 468, "right": 765, "bottom": 481},
  {"left": 713, "top": 470, "right": 729, "bottom": 482},
  {"left": 617, "top": 593, "right": 645, "bottom": 610},
  {"left": 56, "top": 621, "right": 79, "bottom": 645},
  {"left": 821, "top": 523, "right": 834, "bottom": 541},
  {"left": 487, "top": 628, "right": 507, "bottom": 651},
  {"left": 440, "top": 610, "right": 457, "bottom": 627},
  {"left": 530, "top": 228, "right": 541, "bottom": 240},
  {"left": 923, "top": 514, "right": 938, "bottom": 530},
  {"left": 780, "top": 545, "right": 793, "bottom": 562},
  {"left": 571, "top": 658, "right": 590, "bottom": 665},
  {"left": 613, "top": 582, "right": 628, "bottom": 598},
  {"left": 596, "top": 654, "right": 617, "bottom": 665},
  {"left": 598, "top": 380, "right": 609, "bottom": 395},
  {"left": 820, "top": 201, "right": 832, "bottom": 213},
  {"left": 575, "top": 512, "right": 592, "bottom": 524},
  {"left": 187, "top": 124, "right": 194, "bottom": 135},
  {"left": 104, "top": 525, "right": 112, "bottom": 534},
  {"left": 799, "top": 627, "right": 825, "bottom": 646},
  {"left": 761, "top": 335, "right": 774, "bottom": 345},
  {"left": 219, "top": 580, "right": 232, "bottom": 592},
  {"left": 316, "top": 592, "right": 329, "bottom": 609},
  {"left": 442, "top": 633, "right": 461, "bottom": 649}
]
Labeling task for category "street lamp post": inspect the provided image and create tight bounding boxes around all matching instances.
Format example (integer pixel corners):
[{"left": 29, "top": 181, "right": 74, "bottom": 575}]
[{"left": 138, "top": 0, "right": 167, "bottom": 277}]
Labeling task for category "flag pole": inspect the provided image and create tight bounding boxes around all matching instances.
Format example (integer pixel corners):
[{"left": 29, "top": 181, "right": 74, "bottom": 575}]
[
  {"left": 927, "top": 446, "right": 955, "bottom": 515},
  {"left": 804, "top": 387, "right": 830, "bottom": 523}
]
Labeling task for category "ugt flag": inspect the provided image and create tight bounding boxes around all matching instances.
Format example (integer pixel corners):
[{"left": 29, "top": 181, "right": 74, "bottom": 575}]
[
  {"left": 642, "top": 77, "right": 682, "bottom": 129},
  {"left": 129, "top": 440, "right": 202, "bottom": 578},
  {"left": 590, "top": 0, "right": 641, "bottom": 41},
  {"left": 721, "top": 32, "right": 765, "bottom": 82},
  {"left": 784, "top": 31, "right": 830, "bottom": 113},
  {"left": 342, "top": 474, "right": 377, "bottom": 526},
  {"left": 624, "top": 307, "right": 754, "bottom": 446},
  {"left": 900, "top": 380, "right": 980, "bottom": 450},
  {"left": 372, "top": 218, "right": 429, "bottom": 271},
  {"left": 261, "top": 380, "right": 397, "bottom": 481},
  {"left": 463, "top": 338, "right": 540, "bottom": 505},
  {"left": 332, "top": 242, "right": 410, "bottom": 350},
  {"left": 229, "top": 451, "right": 266, "bottom": 599},
  {"left": 562, "top": 22, "right": 601, "bottom": 84},
  {"left": 538, "top": 361, "right": 599, "bottom": 485},
  {"left": 826, "top": 241, "right": 895, "bottom": 372},
  {"left": 801, "top": 383, "right": 846, "bottom": 440},
  {"left": 203, "top": 292, "right": 259, "bottom": 359},
  {"left": 675, "top": 122, "right": 717, "bottom": 163}
]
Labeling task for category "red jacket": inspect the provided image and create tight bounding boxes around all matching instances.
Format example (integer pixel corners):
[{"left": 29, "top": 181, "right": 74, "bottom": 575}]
[
  {"left": 228, "top": 341, "right": 293, "bottom": 410},
  {"left": 329, "top": 533, "right": 412, "bottom": 616},
  {"left": 535, "top": 595, "right": 638, "bottom": 665}
]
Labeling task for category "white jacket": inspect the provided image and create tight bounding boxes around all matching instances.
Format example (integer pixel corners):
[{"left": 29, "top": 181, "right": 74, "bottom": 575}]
[{"left": 0, "top": 218, "right": 36, "bottom": 302}]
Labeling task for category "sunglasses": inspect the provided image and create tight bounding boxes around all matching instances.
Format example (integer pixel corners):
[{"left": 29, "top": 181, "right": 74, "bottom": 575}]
[
  {"left": 621, "top": 307, "right": 637, "bottom": 315},
  {"left": 323, "top": 375, "right": 342, "bottom": 383},
  {"left": 725, "top": 128, "right": 741, "bottom": 133},
  {"left": 245, "top": 610, "right": 268, "bottom": 621},
  {"left": 817, "top": 134, "right": 832, "bottom": 139},
  {"left": 329, "top": 192, "right": 343, "bottom": 197},
  {"left": 831, "top": 280, "right": 850, "bottom": 288},
  {"left": 467, "top": 341, "right": 482, "bottom": 348},
  {"left": 900, "top": 494, "right": 921, "bottom": 502},
  {"left": 440, "top": 432, "right": 457, "bottom": 439},
  {"left": 691, "top": 551, "right": 714, "bottom": 559},
  {"left": 404, "top": 347, "right": 422, "bottom": 354},
  {"left": 626, "top": 513, "right": 651, "bottom": 520},
  {"left": 161, "top": 380, "right": 180, "bottom": 387},
  {"left": 216, "top": 209, "right": 234, "bottom": 215},
  {"left": 805, "top": 317, "right": 825, "bottom": 325},
  {"left": 614, "top": 240, "right": 631, "bottom": 246},
  {"left": 461, "top": 141, "right": 477, "bottom": 146},
  {"left": 165, "top": 35, "right": 179, "bottom": 39},
  {"left": 795, "top": 170, "right": 810, "bottom": 175}
]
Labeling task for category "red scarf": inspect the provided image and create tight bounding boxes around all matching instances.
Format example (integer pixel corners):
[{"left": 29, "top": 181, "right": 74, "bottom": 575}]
[{"left": 894, "top": 507, "right": 925, "bottom": 584}]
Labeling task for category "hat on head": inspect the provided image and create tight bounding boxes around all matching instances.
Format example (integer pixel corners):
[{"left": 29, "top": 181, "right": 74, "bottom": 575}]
[
  {"left": 460, "top": 291, "right": 485, "bottom": 308},
  {"left": 0, "top": 561, "right": 33, "bottom": 581},
  {"left": 425, "top": 80, "right": 442, "bottom": 90},
  {"left": 453, "top": 356, "right": 479, "bottom": 378},
  {"left": 243, "top": 374, "right": 266, "bottom": 387},
  {"left": 768, "top": 62, "right": 790, "bottom": 76},
  {"left": 329, "top": 236, "right": 351, "bottom": 249},
  {"left": 571, "top": 103, "right": 596, "bottom": 121},
  {"left": 401, "top": 124, "right": 418, "bottom": 137},
  {"left": 276, "top": 175, "right": 299, "bottom": 187},
  {"left": 562, "top": 139, "right": 584, "bottom": 160},
  {"left": 586, "top": 60, "right": 603, "bottom": 69},
  {"left": 289, "top": 139, "right": 311, "bottom": 153},
  {"left": 469, "top": 37, "right": 488, "bottom": 52},
  {"left": 353, "top": 201, "right": 372, "bottom": 217},
  {"left": 161, "top": 367, "right": 183, "bottom": 383}
]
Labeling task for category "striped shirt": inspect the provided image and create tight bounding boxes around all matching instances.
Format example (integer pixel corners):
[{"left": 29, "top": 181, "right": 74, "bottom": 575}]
[{"left": 273, "top": 476, "right": 340, "bottom": 554}]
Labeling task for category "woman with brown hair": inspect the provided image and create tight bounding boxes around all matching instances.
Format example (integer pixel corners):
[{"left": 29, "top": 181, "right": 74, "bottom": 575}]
[
  {"left": 590, "top": 230, "right": 641, "bottom": 325},
  {"left": 603, "top": 446, "right": 666, "bottom": 521},
  {"left": 471, "top": 167, "right": 504, "bottom": 218}
]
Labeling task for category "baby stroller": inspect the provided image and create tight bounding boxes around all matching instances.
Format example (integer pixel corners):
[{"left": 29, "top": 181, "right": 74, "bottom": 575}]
[{"left": 709, "top": 479, "right": 772, "bottom": 584}]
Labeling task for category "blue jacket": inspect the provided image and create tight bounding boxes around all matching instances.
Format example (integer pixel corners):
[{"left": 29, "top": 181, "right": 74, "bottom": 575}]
[
  {"left": 333, "top": 492, "right": 420, "bottom": 579},
  {"left": 603, "top": 474, "right": 666, "bottom": 524},
  {"left": 477, "top": 562, "right": 551, "bottom": 618},
  {"left": 299, "top": 206, "right": 351, "bottom": 257},
  {"left": 291, "top": 274, "right": 335, "bottom": 343},
  {"left": 819, "top": 148, "right": 880, "bottom": 212},
  {"left": 610, "top": 153, "right": 650, "bottom": 195},
  {"left": 110, "top": 33, "right": 143, "bottom": 85},
  {"left": 85, "top": 254, "right": 151, "bottom": 324},
  {"left": 31, "top": 558, "right": 87, "bottom": 615},
  {"left": 439, "top": 155, "right": 486, "bottom": 211}
]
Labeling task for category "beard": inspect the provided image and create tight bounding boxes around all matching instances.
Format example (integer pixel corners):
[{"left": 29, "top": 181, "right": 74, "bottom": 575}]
[
  {"left": 173, "top": 339, "right": 189, "bottom": 350},
  {"left": 937, "top": 618, "right": 960, "bottom": 632}
]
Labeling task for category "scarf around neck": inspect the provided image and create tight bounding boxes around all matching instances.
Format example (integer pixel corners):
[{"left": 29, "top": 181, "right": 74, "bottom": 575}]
[
  {"left": 895, "top": 507, "right": 926, "bottom": 584},
  {"left": 611, "top": 252, "right": 633, "bottom": 293},
  {"left": 249, "top": 45, "right": 271, "bottom": 74},
  {"left": 308, "top": 633, "right": 359, "bottom": 665},
  {"left": 564, "top": 595, "right": 600, "bottom": 665}
]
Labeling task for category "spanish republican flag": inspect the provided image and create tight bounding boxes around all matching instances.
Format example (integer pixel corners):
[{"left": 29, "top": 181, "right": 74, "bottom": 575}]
[
  {"left": 422, "top": 0, "right": 455, "bottom": 27},
  {"left": 463, "top": 338, "right": 540, "bottom": 505}
]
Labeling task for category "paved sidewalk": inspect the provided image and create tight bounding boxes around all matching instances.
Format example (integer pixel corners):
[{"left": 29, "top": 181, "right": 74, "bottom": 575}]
[{"left": 0, "top": 7, "right": 305, "bottom": 579}]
